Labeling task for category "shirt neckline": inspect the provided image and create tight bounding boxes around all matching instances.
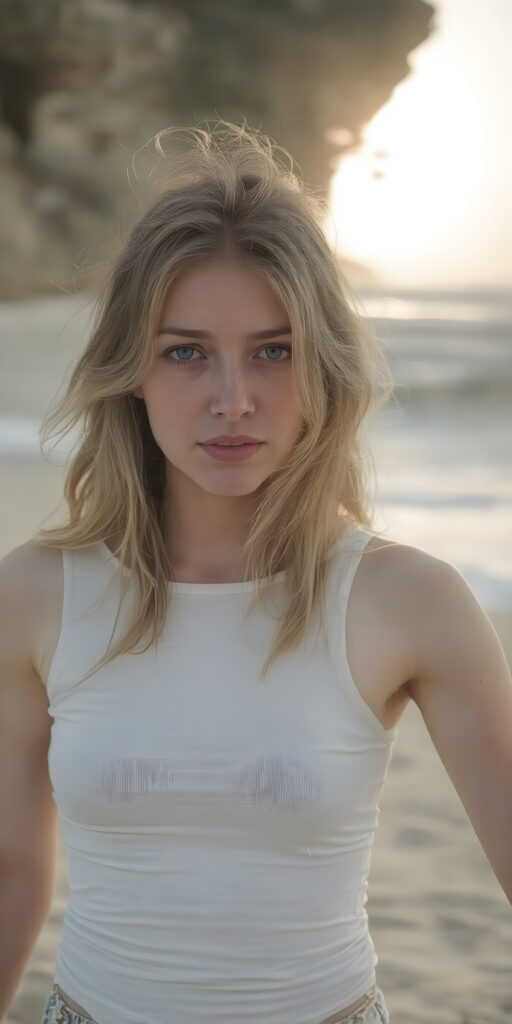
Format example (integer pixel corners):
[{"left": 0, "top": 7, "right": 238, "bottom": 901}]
[{"left": 97, "top": 541, "right": 287, "bottom": 595}]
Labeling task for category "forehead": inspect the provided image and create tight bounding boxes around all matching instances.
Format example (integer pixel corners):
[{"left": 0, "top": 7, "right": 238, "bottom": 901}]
[{"left": 160, "top": 257, "right": 288, "bottom": 323}]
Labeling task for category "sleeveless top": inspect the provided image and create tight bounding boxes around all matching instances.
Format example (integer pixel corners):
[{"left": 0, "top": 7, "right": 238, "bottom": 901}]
[{"left": 46, "top": 523, "right": 398, "bottom": 1024}]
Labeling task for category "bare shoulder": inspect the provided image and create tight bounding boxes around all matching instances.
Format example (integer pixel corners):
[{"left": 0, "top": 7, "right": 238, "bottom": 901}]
[
  {"left": 360, "top": 532, "right": 468, "bottom": 638},
  {"left": 365, "top": 532, "right": 478, "bottom": 615},
  {"left": 0, "top": 541, "right": 63, "bottom": 689},
  {"left": 362, "top": 532, "right": 457, "bottom": 592},
  {"left": 0, "top": 540, "right": 63, "bottom": 611},
  {"left": 345, "top": 532, "right": 466, "bottom": 730},
  {"left": 359, "top": 531, "right": 494, "bottom": 680}
]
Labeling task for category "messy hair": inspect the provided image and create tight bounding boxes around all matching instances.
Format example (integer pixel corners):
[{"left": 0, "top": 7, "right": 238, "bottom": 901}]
[{"left": 35, "top": 118, "right": 394, "bottom": 683}]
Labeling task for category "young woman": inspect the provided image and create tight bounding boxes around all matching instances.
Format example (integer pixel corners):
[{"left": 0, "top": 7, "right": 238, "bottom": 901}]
[{"left": 1, "top": 121, "right": 511, "bottom": 1024}]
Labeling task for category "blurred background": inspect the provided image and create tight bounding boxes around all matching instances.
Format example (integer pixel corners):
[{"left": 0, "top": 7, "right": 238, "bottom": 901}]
[{"left": 1, "top": 1, "right": 511, "bottom": 1022}]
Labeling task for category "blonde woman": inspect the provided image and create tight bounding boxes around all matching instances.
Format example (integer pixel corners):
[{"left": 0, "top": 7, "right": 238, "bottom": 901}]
[{"left": 1, "top": 121, "right": 511, "bottom": 1024}]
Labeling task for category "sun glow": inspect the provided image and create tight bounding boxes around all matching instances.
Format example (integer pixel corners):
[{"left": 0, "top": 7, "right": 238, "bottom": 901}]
[{"left": 328, "top": 0, "right": 511, "bottom": 287}]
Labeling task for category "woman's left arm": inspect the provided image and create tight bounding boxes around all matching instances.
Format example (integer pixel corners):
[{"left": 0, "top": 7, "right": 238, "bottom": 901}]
[{"left": 404, "top": 554, "right": 512, "bottom": 904}]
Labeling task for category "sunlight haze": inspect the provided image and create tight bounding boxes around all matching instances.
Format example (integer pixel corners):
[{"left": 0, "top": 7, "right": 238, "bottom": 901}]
[{"left": 329, "top": 0, "right": 511, "bottom": 289}]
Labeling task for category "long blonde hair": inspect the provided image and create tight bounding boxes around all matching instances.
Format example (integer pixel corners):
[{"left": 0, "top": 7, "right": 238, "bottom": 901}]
[{"left": 35, "top": 119, "right": 394, "bottom": 683}]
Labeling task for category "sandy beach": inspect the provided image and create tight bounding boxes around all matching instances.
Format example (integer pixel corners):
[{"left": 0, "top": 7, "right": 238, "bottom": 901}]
[{"left": 2, "top": 456, "right": 511, "bottom": 1024}]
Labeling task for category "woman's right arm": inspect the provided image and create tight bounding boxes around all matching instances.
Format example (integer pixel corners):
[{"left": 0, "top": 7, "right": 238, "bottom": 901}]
[{"left": 0, "top": 543, "right": 59, "bottom": 1018}]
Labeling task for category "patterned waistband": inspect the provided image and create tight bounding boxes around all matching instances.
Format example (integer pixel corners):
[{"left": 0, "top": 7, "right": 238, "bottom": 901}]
[
  {"left": 317, "top": 983, "right": 378, "bottom": 1024},
  {"left": 48, "top": 980, "right": 379, "bottom": 1024}
]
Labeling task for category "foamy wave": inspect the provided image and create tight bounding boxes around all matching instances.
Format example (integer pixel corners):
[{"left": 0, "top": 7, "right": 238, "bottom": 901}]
[
  {"left": 0, "top": 417, "right": 41, "bottom": 455},
  {"left": 0, "top": 417, "right": 74, "bottom": 460},
  {"left": 357, "top": 290, "right": 512, "bottom": 323}
]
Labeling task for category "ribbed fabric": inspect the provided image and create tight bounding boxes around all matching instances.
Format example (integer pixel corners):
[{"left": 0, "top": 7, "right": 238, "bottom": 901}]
[{"left": 46, "top": 524, "right": 397, "bottom": 1024}]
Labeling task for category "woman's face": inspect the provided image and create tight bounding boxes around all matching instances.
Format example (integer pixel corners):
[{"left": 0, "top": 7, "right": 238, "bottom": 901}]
[{"left": 134, "top": 255, "right": 305, "bottom": 500}]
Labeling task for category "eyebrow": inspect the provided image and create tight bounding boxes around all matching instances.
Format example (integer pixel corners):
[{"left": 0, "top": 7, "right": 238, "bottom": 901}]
[{"left": 157, "top": 325, "right": 292, "bottom": 341}]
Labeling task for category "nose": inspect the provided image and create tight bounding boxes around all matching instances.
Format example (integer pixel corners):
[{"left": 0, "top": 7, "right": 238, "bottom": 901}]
[{"left": 210, "top": 361, "right": 256, "bottom": 418}]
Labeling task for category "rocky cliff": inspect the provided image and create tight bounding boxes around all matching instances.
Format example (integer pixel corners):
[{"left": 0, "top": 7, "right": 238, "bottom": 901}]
[{"left": 0, "top": 0, "right": 434, "bottom": 297}]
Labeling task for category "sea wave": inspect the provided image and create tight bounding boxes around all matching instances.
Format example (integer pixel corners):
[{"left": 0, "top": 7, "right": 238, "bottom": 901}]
[
  {"left": 357, "top": 288, "right": 512, "bottom": 324},
  {"left": 0, "top": 416, "right": 74, "bottom": 459}
]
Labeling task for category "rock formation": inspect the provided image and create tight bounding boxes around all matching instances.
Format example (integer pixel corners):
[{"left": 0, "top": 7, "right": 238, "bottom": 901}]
[{"left": 0, "top": 0, "right": 434, "bottom": 297}]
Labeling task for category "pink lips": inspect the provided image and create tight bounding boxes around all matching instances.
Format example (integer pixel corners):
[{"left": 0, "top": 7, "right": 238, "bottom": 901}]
[{"left": 198, "top": 441, "right": 264, "bottom": 462}]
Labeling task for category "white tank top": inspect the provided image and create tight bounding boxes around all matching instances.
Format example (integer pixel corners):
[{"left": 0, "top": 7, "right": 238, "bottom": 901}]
[{"left": 46, "top": 523, "right": 398, "bottom": 1024}]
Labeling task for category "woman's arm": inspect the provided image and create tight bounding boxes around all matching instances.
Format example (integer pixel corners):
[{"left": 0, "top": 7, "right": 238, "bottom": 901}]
[
  {"left": 403, "top": 552, "right": 512, "bottom": 903},
  {"left": 0, "top": 545, "right": 59, "bottom": 1017}
]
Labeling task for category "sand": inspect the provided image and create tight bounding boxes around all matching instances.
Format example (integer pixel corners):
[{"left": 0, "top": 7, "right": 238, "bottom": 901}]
[{"left": 3, "top": 461, "right": 512, "bottom": 1024}]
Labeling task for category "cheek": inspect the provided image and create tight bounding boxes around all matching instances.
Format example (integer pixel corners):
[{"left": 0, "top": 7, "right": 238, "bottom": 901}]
[
  {"left": 144, "top": 377, "right": 189, "bottom": 420},
  {"left": 280, "top": 384, "right": 304, "bottom": 425}
]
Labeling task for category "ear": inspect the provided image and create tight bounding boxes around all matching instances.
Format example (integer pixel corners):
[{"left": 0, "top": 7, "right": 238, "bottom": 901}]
[{"left": 132, "top": 387, "right": 143, "bottom": 399}]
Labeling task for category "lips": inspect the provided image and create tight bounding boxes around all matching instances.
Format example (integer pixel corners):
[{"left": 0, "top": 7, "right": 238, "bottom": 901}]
[
  {"left": 199, "top": 440, "right": 263, "bottom": 461},
  {"left": 201, "top": 435, "right": 262, "bottom": 445}
]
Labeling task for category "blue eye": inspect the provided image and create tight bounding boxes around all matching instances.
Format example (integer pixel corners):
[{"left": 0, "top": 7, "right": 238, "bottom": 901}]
[
  {"left": 165, "top": 345, "right": 291, "bottom": 366},
  {"left": 263, "top": 346, "right": 289, "bottom": 361},
  {"left": 169, "top": 347, "right": 198, "bottom": 364}
]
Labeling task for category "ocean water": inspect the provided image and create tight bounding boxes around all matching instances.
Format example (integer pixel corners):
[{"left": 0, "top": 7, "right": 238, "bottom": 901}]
[
  {"left": 360, "top": 289, "right": 512, "bottom": 610},
  {"left": 0, "top": 290, "right": 511, "bottom": 610}
]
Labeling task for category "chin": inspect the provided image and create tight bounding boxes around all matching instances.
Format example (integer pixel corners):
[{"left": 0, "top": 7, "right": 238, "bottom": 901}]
[{"left": 200, "top": 478, "right": 266, "bottom": 497}]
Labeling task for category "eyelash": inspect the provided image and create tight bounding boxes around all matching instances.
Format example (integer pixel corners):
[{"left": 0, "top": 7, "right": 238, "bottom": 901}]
[{"left": 164, "top": 344, "right": 292, "bottom": 366}]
